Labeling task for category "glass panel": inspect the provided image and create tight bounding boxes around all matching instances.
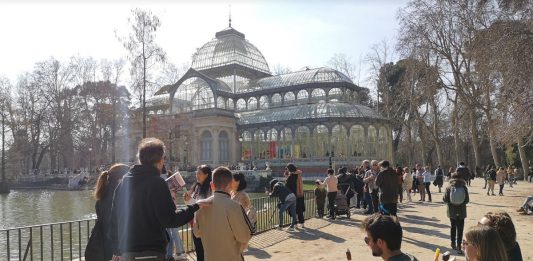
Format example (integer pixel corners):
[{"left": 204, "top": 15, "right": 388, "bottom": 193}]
[
  {"left": 331, "top": 125, "right": 348, "bottom": 160},
  {"left": 311, "top": 88, "right": 326, "bottom": 102},
  {"left": 349, "top": 125, "right": 364, "bottom": 157},
  {"left": 201, "top": 130, "right": 213, "bottom": 161},
  {"left": 295, "top": 126, "right": 310, "bottom": 158},
  {"left": 259, "top": 95, "right": 269, "bottom": 109},
  {"left": 271, "top": 93, "right": 282, "bottom": 106},
  {"left": 284, "top": 92, "right": 295, "bottom": 105},
  {"left": 248, "top": 97, "right": 258, "bottom": 110},
  {"left": 368, "top": 126, "right": 377, "bottom": 158},
  {"left": 236, "top": 98, "right": 246, "bottom": 111},
  {"left": 172, "top": 77, "right": 214, "bottom": 112},
  {"left": 219, "top": 131, "right": 229, "bottom": 162},
  {"left": 314, "top": 125, "right": 329, "bottom": 158}
]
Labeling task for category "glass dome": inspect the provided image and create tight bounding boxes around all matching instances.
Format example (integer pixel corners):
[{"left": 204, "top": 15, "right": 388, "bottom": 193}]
[{"left": 191, "top": 27, "right": 271, "bottom": 74}]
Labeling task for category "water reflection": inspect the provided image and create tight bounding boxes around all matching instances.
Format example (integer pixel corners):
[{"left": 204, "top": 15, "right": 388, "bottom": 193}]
[{"left": 0, "top": 190, "right": 96, "bottom": 229}]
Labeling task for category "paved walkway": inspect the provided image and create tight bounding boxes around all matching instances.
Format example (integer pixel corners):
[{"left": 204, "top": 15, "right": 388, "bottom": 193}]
[{"left": 239, "top": 179, "right": 532, "bottom": 261}]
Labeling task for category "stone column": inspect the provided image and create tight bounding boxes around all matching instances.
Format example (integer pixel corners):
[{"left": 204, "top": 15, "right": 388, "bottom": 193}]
[{"left": 213, "top": 128, "right": 220, "bottom": 165}]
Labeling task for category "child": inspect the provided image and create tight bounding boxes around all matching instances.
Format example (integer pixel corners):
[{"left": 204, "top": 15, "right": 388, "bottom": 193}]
[{"left": 314, "top": 180, "right": 327, "bottom": 218}]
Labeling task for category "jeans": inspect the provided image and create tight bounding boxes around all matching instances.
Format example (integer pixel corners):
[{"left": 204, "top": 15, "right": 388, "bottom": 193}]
[
  {"left": 450, "top": 218, "right": 465, "bottom": 247},
  {"left": 364, "top": 192, "right": 373, "bottom": 213},
  {"left": 371, "top": 191, "right": 379, "bottom": 213},
  {"left": 424, "top": 182, "right": 432, "bottom": 201},
  {"left": 356, "top": 192, "right": 363, "bottom": 208},
  {"left": 327, "top": 192, "right": 337, "bottom": 217},
  {"left": 279, "top": 198, "right": 297, "bottom": 227},
  {"left": 403, "top": 188, "right": 412, "bottom": 202},
  {"left": 499, "top": 184, "right": 505, "bottom": 195},
  {"left": 166, "top": 228, "right": 185, "bottom": 257}
]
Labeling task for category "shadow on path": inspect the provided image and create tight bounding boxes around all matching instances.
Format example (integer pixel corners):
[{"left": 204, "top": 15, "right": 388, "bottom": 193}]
[
  {"left": 288, "top": 227, "right": 346, "bottom": 243},
  {"left": 403, "top": 237, "right": 451, "bottom": 253},
  {"left": 244, "top": 247, "right": 272, "bottom": 259},
  {"left": 402, "top": 225, "right": 450, "bottom": 240}
]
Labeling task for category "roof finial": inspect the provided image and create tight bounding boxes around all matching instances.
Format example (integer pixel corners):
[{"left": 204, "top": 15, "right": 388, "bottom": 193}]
[{"left": 229, "top": 4, "right": 232, "bottom": 27}]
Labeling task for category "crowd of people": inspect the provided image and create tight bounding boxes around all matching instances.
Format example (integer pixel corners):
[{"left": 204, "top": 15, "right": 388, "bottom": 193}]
[{"left": 84, "top": 137, "right": 527, "bottom": 261}]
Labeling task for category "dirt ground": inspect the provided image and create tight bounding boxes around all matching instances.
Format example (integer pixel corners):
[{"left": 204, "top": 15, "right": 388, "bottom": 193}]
[{"left": 242, "top": 178, "right": 533, "bottom": 261}]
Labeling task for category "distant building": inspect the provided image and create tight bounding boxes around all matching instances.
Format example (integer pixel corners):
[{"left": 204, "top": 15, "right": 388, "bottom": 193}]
[{"left": 125, "top": 25, "right": 392, "bottom": 172}]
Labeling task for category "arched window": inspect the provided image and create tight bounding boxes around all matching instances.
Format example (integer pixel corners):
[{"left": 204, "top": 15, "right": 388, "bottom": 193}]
[
  {"left": 200, "top": 130, "right": 212, "bottom": 161},
  {"left": 378, "top": 126, "right": 388, "bottom": 159},
  {"left": 266, "top": 129, "right": 278, "bottom": 159},
  {"left": 314, "top": 125, "right": 329, "bottom": 157},
  {"left": 349, "top": 125, "right": 364, "bottom": 157},
  {"left": 295, "top": 126, "right": 310, "bottom": 158},
  {"left": 259, "top": 95, "right": 269, "bottom": 109},
  {"left": 297, "top": 90, "right": 308, "bottom": 104},
  {"left": 248, "top": 97, "right": 258, "bottom": 110},
  {"left": 284, "top": 92, "right": 295, "bottom": 105},
  {"left": 217, "top": 96, "right": 225, "bottom": 109},
  {"left": 328, "top": 88, "right": 342, "bottom": 101},
  {"left": 227, "top": 98, "right": 234, "bottom": 109},
  {"left": 271, "top": 93, "right": 282, "bottom": 107},
  {"left": 368, "top": 126, "right": 377, "bottom": 157},
  {"left": 311, "top": 88, "right": 326, "bottom": 102},
  {"left": 241, "top": 130, "right": 252, "bottom": 160},
  {"left": 254, "top": 130, "right": 267, "bottom": 159},
  {"left": 219, "top": 131, "right": 229, "bottom": 162},
  {"left": 236, "top": 98, "right": 246, "bottom": 111},
  {"left": 173, "top": 77, "right": 214, "bottom": 112},
  {"left": 279, "top": 128, "right": 292, "bottom": 158},
  {"left": 331, "top": 125, "right": 348, "bottom": 159}
]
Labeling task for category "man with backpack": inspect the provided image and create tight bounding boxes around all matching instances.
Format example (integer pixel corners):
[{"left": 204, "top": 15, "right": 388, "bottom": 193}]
[{"left": 443, "top": 172, "right": 469, "bottom": 255}]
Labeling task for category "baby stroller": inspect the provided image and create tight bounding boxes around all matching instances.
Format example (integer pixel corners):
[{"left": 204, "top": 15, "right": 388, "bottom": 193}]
[{"left": 334, "top": 191, "right": 351, "bottom": 219}]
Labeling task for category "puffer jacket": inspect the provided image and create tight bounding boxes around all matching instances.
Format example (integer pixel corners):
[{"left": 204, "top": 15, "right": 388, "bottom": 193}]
[{"left": 442, "top": 178, "right": 469, "bottom": 219}]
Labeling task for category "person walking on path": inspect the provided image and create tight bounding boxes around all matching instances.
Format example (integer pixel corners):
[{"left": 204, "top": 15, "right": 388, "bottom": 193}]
[
  {"left": 285, "top": 163, "right": 306, "bottom": 228},
  {"left": 497, "top": 167, "right": 507, "bottom": 196},
  {"left": 110, "top": 138, "right": 208, "bottom": 261},
  {"left": 193, "top": 167, "right": 253, "bottom": 261},
  {"left": 422, "top": 166, "right": 432, "bottom": 202},
  {"left": 324, "top": 168, "right": 339, "bottom": 219},
  {"left": 487, "top": 165, "right": 497, "bottom": 196},
  {"left": 314, "top": 180, "right": 327, "bottom": 218},
  {"left": 507, "top": 166, "right": 515, "bottom": 188},
  {"left": 415, "top": 164, "right": 426, "bottom": 202},
  {"left": 269, "top": 179, "right": 297, "bottom": 230},
  {"left": 364, "top": 160, "right": 380, "bottom": 214},
  {"left": 402, "top": 167, "right": 412, "bottom": 203},
  {"left": 395, "top": 167, "right": 404, "bottom": 203},
  {"left": 434, "top": 166, "right": 444, "bottom": 193},
  {"left": 85, "top": 164, "right": 129, "bottom": 261},
  {"left": 443, "top": 172, "right": 469, "bottom": 255},
  {"left": 375, "top": 160, "right": 401, "bottom": 216},
  {"left": 483, "top": 165, "right": 491, "bottom": 189},
  {"left": 184, "top": 165, "right": 213, "bottom": 261},
  {"left": 456, "top": 162, "right": 472, "bottom": 187}
]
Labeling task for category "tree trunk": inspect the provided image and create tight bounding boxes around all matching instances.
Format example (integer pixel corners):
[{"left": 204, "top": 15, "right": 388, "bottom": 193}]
[
  {"left": 487, "top": 115, "right": 501, "bottom": 167},
  {"left": 418, "top": 120, "right": 427, "bottom": 166},
  {"left": 468, "top": 108, "right": 481, "bottom": 169},
  {"left": 451, "top": 95, "right": 460, "bottom": 166},
  {"left": 517, "top": 138, "right": 529, "bottom": 181}
]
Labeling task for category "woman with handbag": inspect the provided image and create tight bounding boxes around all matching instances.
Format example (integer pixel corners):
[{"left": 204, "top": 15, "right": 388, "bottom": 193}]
[{"left": 86, "top": 164, "right": 130, "bottom": 261}]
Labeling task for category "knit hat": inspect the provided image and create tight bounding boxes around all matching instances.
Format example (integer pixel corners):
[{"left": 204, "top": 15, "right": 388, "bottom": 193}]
[{"left": 269, "top": 179, "right": 279, "bottom": 191}]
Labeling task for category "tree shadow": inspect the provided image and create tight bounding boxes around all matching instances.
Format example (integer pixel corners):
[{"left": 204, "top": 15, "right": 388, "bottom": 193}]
[
  {"left": 469, "top": 202, "right": 507, "bottom": 208},
  {"left": 400, "top": 216, "right": 449, "bottom": 229},
  {"left": 403, "top": 236, "right": 452, "bottom": 253},
  {"left": 402, "top": 225, "right": 450, "bottom": 240},
  {"left": 402, "top": 214, "right": 442, "bottom": 222}
]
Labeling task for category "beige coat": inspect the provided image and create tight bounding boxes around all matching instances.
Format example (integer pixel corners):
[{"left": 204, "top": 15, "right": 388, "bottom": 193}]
[
  {"left": 193, "top": 191, "right": 253, "bottom": 261},
  {"left": 496, "top": 169, "right": 507, "bottom": 185}
]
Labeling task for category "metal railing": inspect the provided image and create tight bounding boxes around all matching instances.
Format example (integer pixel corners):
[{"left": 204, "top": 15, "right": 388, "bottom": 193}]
[{"left": 1, "top": 191, "right": 316, "bottom": 260}]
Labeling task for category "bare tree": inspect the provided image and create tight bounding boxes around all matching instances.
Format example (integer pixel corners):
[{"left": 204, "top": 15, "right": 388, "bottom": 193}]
[
  {"left": 272, "top": 63, "right": 292, "bottom": 75},
  {"left": 328, "top": 53, "right": 357, "bottom": 82},
  {"left": 117, "top": 8, "right": 166, "bottom": 138}
]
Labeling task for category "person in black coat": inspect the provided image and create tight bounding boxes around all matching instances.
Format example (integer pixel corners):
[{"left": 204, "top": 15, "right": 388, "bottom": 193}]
[
  {"left": 351, "top": 169, "right": 365, "bottom": 209},
  {"left": 109, "top": 138, "right": 209, "bottom": 260},
  {"left": 85, "top": 164, "right": 130, "bottom": 261},
  {"left": 337, "top": 167, "right": 354, "bottom": 207}
]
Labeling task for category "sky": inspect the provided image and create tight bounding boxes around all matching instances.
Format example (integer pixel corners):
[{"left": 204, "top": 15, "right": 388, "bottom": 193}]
[{"left": 0, "top": 0, "right": 408, "bottom": 90}]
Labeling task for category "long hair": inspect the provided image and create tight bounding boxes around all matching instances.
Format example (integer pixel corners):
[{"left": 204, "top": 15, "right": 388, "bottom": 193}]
[
  {"left": 193, "top": 164, "right": 212, "bottom": 198},
  {"left": 94, "top": 164, "right": 130, "bottom": 201},
  {"left": 465, "top": 226, "right": 508, "bottom": 261}
]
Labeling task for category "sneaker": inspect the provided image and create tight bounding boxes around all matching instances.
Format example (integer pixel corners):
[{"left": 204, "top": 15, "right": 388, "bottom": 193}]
[
  {"left": 287, "top": 226, "right": 295, "bottom": 231},
  {"left": 174, "top": 253, "right": 188, "bottom": 260},
  {"left": 457, "top": 249, "right": 463, "bottom": 255},
  {"left": 451, "top": 243, "right": 457, "bottom": 250}
]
